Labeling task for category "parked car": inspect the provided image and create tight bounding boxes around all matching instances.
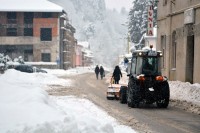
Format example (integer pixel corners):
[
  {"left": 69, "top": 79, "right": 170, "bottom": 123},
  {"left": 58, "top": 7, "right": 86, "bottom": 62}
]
[
  {"left": 34, "top": 67, "right": 47, "bottom": 73},
  {"left": 14, "top": 65, "right": 47, "bottom": 73}
]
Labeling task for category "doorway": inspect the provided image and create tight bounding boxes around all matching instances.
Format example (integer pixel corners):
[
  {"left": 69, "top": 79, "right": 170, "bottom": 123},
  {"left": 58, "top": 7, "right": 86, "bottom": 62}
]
[{"left": 186, "top": 35, "right": 194, "bottom": 83}]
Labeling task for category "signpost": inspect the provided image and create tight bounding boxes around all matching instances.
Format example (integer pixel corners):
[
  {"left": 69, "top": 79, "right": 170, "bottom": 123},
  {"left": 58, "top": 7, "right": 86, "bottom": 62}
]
[{"left": 147, "top": 5, "right": 154, "bottom": 36}]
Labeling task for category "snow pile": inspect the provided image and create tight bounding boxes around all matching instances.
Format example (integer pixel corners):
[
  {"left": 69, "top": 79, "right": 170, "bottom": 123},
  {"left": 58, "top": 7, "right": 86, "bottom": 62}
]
[
  {"left": 0, "top": 69, "right": 136, "bottom": 133},
  {"left": 169, "top": 81, "right": 200, "bottom": 106},
  {"left": 1, "top": 69, "right": 71, "bottom": 87},
  {"left": 46, "top": 66, "right": 94, "bottom": 77},
  {"left": 52, "top": 96, "right": 135, "bottom": 133},
  {"left": 0, "top": 70, "right": 67, "bottom": 132}
]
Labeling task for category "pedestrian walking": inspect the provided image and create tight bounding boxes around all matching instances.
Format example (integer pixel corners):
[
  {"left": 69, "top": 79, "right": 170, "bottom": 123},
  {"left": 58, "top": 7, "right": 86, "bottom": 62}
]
[
  {"left": 95, "top": 65, "right": 100, "bottom": 79},
  {"left": 112, "top": 65, "right": 122, "bottom": 84},
  {"left": 99, "top": 66, "right": 105, "bottom": 80}
]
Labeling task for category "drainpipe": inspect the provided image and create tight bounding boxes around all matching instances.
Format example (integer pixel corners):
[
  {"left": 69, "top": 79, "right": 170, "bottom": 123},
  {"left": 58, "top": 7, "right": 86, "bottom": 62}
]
[{"left": 168, "top": 1, "right": 173, "bottom": 80}]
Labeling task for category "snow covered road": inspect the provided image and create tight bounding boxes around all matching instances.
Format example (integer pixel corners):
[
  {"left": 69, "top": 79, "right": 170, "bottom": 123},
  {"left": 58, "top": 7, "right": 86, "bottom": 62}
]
[{"left": 48, "top": 72, "right": 200, "bottom": 133}]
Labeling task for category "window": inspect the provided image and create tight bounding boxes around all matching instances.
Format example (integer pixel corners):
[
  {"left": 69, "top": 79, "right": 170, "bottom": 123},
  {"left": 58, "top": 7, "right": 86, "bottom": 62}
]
[
  {"left": 41, "top": 53, "right": 51, "bottom": 62},
  {"left": 24, "top": 12, "right": 33, "bottom": 24},
  {"left": 24, "top": 28, "right": 33, "bottom": 36},
  {"left": 7, "top": 28, "right": 17, "bottom": 36},
  {"left": 172, "top": 42, "right": 176, "bottom": 68},
  {"left": 40, "top": 28, "right": 52, "bottom": 41},
  {"left": 7, "top": 12, "right": 17, "bottom": 24},
  {"left": 136, "top": 57, "right": 142, "bottom": 75},
  {"left": 42, "top": 12, "right": 52, "bottom": 18},
  {"left": 142, "top": 57, "right": 161, "bottom": 75},
  {"left": 172, "top": 31, "right": 176, "bottom": 68},
  {"left": 130, "top": 57, "right": 136, "bottom": 74},
  {"left": 163, "top": 0, "right": 167, "bottom": 6}
]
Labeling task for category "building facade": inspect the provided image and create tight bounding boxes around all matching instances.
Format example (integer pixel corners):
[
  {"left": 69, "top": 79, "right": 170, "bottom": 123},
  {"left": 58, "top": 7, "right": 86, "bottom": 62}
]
[
  {"left": 61, "top": 20, "right": 76, "bottom": 69},
  {"left": 78, "top": 42, "right": 93, "bottom": 67},
  {"left": 157, "top": 0, "right": 200, "bottom": 83},
  {"left": 0, "top": 0, "right": 76, "bottom": 69},
  {"left": 75, "top": 45, "right": 83, "bottom": 67}
]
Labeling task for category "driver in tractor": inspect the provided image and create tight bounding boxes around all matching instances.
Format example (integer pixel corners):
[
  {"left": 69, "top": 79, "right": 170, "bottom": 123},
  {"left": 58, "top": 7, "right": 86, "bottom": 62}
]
[{"left": 143, "top": 58, "right": 153, "bottom": 74}]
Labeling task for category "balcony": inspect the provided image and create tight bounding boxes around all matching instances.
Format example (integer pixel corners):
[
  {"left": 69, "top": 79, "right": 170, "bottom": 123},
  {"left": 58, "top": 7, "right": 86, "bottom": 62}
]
[{"left": 0, "top": 36, "right": 35, "bottom": 45}]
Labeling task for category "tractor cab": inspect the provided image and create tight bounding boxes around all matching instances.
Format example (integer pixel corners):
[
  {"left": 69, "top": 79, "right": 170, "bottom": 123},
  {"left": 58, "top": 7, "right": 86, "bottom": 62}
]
[
  {"left": 120, "top": 45, "right": 170, "bottom": 108},
  {"left": 129, "top": 46, "right": 163, "bottom": 77}
]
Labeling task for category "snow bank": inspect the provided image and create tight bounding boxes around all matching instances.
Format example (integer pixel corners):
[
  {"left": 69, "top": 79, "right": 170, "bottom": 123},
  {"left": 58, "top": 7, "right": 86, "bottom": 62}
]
[
  {"left": 0, "top": 69, "right": 72, "bottom": 87},
  {"left": 0, "top": 70, "right": 67, "bottom": 132},
  {"left": 169, "top": 81, "right": 200, "bottom": 106},
  {"left": 0, "top": 69, "right": 136, "bottom": 133},
  {"left": 46, "top": 66, "right": 94, "bottom": 76}
]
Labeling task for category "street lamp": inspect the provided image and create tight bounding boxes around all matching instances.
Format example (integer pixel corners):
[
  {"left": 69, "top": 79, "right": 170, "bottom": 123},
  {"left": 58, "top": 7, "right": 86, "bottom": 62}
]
[{"left": 127, "top": 33, "right": 130, "bottom": 54}]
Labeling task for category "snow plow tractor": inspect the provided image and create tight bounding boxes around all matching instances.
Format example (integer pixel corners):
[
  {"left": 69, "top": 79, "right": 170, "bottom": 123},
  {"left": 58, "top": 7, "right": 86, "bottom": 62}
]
[{"left": 120, "top": 45, "right": 170, "bottom": 108}]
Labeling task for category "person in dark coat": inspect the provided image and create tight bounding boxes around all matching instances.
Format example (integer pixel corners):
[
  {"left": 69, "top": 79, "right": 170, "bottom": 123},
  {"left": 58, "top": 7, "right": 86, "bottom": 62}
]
[
  {"left": 112, "top": 65, "right": 122, "bottom": 84},
  {"left": 99, "top": 66, "right": 105, "bottom": 80},
  {"left": 95, "top": 65, "right": 100, "bottom": 79}
]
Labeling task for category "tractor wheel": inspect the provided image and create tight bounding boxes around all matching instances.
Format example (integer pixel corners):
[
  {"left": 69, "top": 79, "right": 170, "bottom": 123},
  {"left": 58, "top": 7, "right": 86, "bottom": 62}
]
[
  {"left": 119, "top": 86, "right": 127, "bottom": 104},
  {"left": 156, "top": 81, "right": 170, "bottom": 108},
  {"left": 127, "top": 80, "right": 140, "bottom": 108}
]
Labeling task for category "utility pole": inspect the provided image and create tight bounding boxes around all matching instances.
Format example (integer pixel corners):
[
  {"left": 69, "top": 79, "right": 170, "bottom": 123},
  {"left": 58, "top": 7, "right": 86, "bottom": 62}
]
[
  {"left": 121, "top": 23, "right": 130, "bottom": 54},
  {"left": 127, "top": 33, "right": 130, "bottom": 54}
]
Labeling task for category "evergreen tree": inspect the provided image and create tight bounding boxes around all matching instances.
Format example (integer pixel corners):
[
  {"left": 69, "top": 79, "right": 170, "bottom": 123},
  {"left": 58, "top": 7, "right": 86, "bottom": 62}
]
[{"left": 128, "top": 0, "right": 157, "bottom": 44}]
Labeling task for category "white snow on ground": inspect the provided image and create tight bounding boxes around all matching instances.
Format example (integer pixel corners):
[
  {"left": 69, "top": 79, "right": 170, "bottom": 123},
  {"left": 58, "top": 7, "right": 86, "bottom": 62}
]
[
  {"left": 0, "top": 67, "right": 200, "bottom": 133},
  {"left": 0, "top": 68, "right": 136, "bottom": 133},
  {"left": 46, "top": 66, "right": 94, "bottom": 76},
  {"left": 169, "top": 81, "right": 200, "bottom": 106}
]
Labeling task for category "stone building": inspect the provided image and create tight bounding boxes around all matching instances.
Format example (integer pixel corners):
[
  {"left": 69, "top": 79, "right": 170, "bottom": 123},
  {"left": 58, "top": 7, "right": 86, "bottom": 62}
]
[
  {"left": 61, "top": 20, "right": 76, "bottom": 69},
  {"left": 0, "top": 0, "right": 76, "bottom": 69},
  {"left": 157, "top": 0, "right": 200, "bottom": 83},
  {"left": 78, "top": 42, "right": 93, "bottom": 67}
]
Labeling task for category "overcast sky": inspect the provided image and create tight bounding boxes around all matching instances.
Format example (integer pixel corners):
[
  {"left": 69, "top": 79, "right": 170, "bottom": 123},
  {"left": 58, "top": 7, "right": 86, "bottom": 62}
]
[{"left": 105, "top": 0, "right": 133, "bottom": 12}]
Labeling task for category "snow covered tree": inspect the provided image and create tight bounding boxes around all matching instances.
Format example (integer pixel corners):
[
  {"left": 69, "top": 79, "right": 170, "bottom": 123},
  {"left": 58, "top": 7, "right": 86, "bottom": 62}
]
[
  {"left": 13, "top": 56, "right": 25, "bottom": 64},
  {"left": 128, "top": 0, "right": 158, "bottom": 44},
  {"left": 50, "top": 0, "right": 129, "bottom": 67}
]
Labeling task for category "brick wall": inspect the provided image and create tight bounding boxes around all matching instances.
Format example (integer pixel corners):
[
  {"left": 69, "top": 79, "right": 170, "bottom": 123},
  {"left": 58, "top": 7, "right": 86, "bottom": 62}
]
[{"left": 33, "top": 18, "right": 58, "bottom": 37}]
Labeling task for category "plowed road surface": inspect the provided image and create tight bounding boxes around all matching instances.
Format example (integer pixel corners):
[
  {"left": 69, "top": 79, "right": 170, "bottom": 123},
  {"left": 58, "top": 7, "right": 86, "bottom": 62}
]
[{"left": 47, "top": 73, "right": 200, "bottom": 133}]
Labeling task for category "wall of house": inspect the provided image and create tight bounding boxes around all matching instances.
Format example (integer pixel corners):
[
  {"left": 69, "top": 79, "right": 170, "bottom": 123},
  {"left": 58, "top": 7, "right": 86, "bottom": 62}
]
[
  {"left": 157, "top": 17, "right": 171, "bottom": 78},
  {"left": 157, "top": 0, "right": 200, "bottom": 83},
  {"left": 171, "top": 0, "right": 200, "bottom": 12},
  {"left": 157, "top": 0, "right": 170, "bottom": 19},
  {"left": 193, "top": 8, "right": 200, "bottom": 83},
  {"left": 0, "top": 13, "right": 7, "bottom": 36},
  {"left": 33, "top": 18, "right": 59, "bottom": 62},
  {"left": 0, "top": 12, "right": 60, "bottom": 62}
]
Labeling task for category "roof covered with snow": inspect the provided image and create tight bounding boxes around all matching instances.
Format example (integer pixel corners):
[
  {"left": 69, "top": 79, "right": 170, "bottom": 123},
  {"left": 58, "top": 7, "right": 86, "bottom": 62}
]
[
  {"left": 0, "top": 0, "right": 63, "bottom": 12},
  {"left": 78, "top": 41, "right": 90, "bottom": 48},
  {"left": 82, "top": 49, "right": 93, "bottom": 58}
]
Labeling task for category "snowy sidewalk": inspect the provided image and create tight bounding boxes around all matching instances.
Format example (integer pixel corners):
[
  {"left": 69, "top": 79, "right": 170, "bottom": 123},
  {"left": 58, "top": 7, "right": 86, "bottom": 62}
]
[{"left": 0, "top": 68, "right": 137, "bottom": 133}]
